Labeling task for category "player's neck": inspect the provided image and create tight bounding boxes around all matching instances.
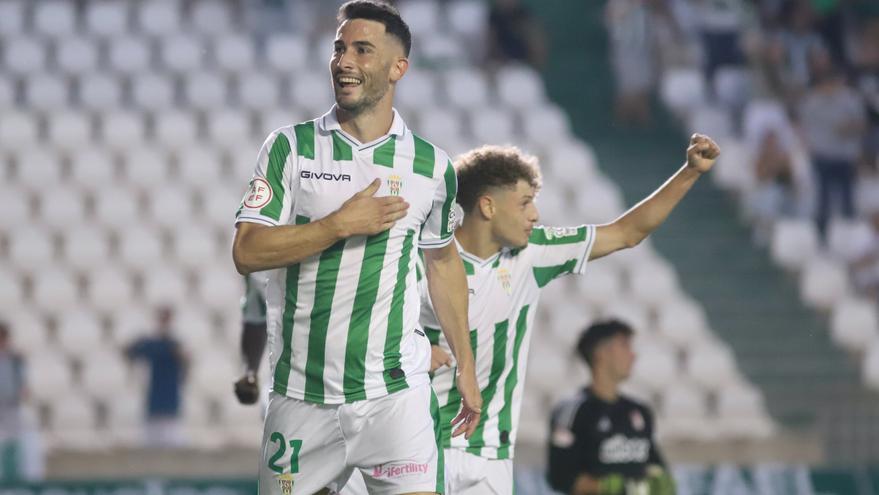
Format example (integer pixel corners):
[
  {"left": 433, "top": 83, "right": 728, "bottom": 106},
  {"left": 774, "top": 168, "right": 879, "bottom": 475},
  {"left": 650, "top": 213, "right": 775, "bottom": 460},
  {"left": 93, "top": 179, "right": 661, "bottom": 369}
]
[
  {"left": 335, "top": 96, "right": 395, "bottom": 144},
  {"left": 455, "top": 221, "right": 502, "bottom": 260},
  {"left": 590, "top": 372, "right": 619, "bottom": 403}
]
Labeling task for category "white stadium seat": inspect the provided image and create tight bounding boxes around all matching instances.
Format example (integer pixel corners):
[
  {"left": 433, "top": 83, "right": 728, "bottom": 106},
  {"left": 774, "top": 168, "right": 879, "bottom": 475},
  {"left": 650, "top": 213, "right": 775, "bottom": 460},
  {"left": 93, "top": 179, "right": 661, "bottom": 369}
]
[
  {"left": 39, "top": 187, "right": 87, "bottom": 230},
  {"left": 214, "top": 35, "right": 255, "bottom": 74},
  {"left": 56, "top": 37, "right": 100, "bottom": 76},
  {"left": 118, "top": 226, "right": 164, "bottom": 271},
  {"left": 182, "top": 396, "right": 219, "bottom": 449},
  {"left": 190, "top": 346, "right": 237, "bottom": 401},
  {"left": 237, "top": 73, "right": 281, "bottom": 111},
  {"left": 107, "top": 36, "right": 152, "bottom": 76},
  {"left": 137, "top": 2, "right": 182, "bottom": 37},
  {"left": 576, "top": 263, "right": 623, "bottom": 308},
  {"left": 24, "top": 74, "right": 69, "bottom": 111},
  {"left": 522, "top": 105, "right": 572, "bottom": 146},
  {"left": 630, "top": 344, "right": 678, "bottom": 392},
  {"left": 602, "top": 298, "right": 651, "bottom": 333},
  {"left": 830, "top": 297, "right": 879, "bottom": 353},
  {"left": 396, "top": 70, "right": 438, "bottom": 110},
  {"left": 6, "top": 309, "right": 49, "bottom": 355},
  {"left": 496, "top": 64, "right": 545, "bottom": 110},
  {"left": 190, "top": 0, "right": 233, "bottom": 36},
  {"left": 26, "top": 352, "right": 74, "bottom": 401},
  {"left": 628, "top": 259, "right": 681, "bottom": 309},
  {"left": 0, "top": 77, "right": 14, "bottom": 109},
  {"left": 121, "top": 148, "right": 171, "bottom": 189},
  {"left": 196, "top": 268, "right": 243, "bottom": 312},
  {"left": 69, "top": 149, "right": 118, "bottom": 190},
  {"left": 31, "top": 267, "right": 81, "bottom": 314},
  {"left": 94, "top": 186, "right": 141, "bottom": 228},
  {"left": 79, "top": 74, "right": 123, "bottom": 111},
  {"left": 770, "top": 219, "right": 819, "bottom": 271},
  {"left": 173, "top": 308, "right": 216, "bottom": 353},
  {"left": 290, "top": 73, "right": 334, "bottom": 111},
  {"left": 711, "top": 138, "right": 755, "bottom": 192},
  {"left": 173, "top": 225, "right": 220, "bottom": 270},
  {"left": 205, "top": 111, "right": 251, "bottom": 148},
  {"left": 142, "top": 267, "right": 189, "bottom": 306},
  {"left": 827, "top": 219, "right": 874, "bottom": 263},
  {"left": 55, "top": 310, "right": 106, "bottom": 359},
  {"left": 659, "top": 385, "right": 712, "bottom": 440},
  {"left": 105, "top": 389, "right": 144, "bottom": 448},
  {"left": 713, "top": 67, "right": 754, "bottom": 111},
  {"left": 444, "top": 68, "right": 489, "bottom": 108},
  {"left": 108, "top": 305, "right": 151, "bottom": 345},
  {"left": 153, "top": 112, "right": 199, "bottom": 151},
  {"left": 655, "top": 299, "right": 711, "bottom": 349},
  {"left": 47, "top": 112, "right": 92, "bottom": 153},
  {"left": 160, "top": 35, "right": 204, "bottom": 74},
  {"left": 3, "top": 38, "right": 47, "bottom": 76},
  {"left": 470, "top": 107, "right": 516, "bottom": 144},
  {"left": 88, "top": 267, "right": 136, "bottom": 313},
  {"left": 0, "top": 112, "right": 40, "bottom": 151},
  {"left": 685, "top": 340, "right": 739, "bottom": 389},
  {"left": 800, "top": 259, "right": 850, "bottom": 310},
  {"left": 131, "top": 74, "right": 175, "bottom": 110},
  {"left": 574, "top": 178, "right": 626, "bottom": 225},
  {"left": 146, "top": 184, "right": 197, "bottom": 229},
  {"left": 447, "top": 1, "right": 489, "bottom": 40},
  {"left": 204, "top": 184, "right": 247, "bottom": 229},
  {"left": 659, "top": 68, "right": 706, "bottom": 116},
  {"left": 63, "top": 226, "right": 112, "bottom": 272},
  {"left": 0, "top": 186, "right": 32, "bottom": 231},
  {"left": 398, "top": 0, "right": 441, "bottom": 37},
  {"left": 33, "top": 1, "right": 76, "bottom": 38},
  {"left": 716, "top": 385, "right": 774, "bottom": 439},
  {"left": 547, "top": 140, "right": 597, "bottom": 177},
  {"left": 420, "top": 34, "right": 466, "bottom": 67},
  {"left": 47, "top": 395, "right": 103, "bottom": 451},
  {"left": 85, "top": 1, "right": 130, "bottom": 38},
  {"left": 100, "top": 112, "right": 146, "bottom": 150},
  {"left": 9, "top": 229, "right": 55, "bottom": 271},
  {"left": 183, "top": 71, "right": 228, "bottom": 110},
  {"left": 415, "top": 107, "right": 464, "bottom": 152},
  {"left": 221, "top": 400, "right": 263, "bottom": 448},
  {"left": 81, "top": 350, "right": 131, "bottom": 401},
  {"left": 265, "top": 34, "right": 309, "bottom": 74},
  {"left": 0, "top": 1, "right": 26, "bottom": 35},
  {"left": 688, "top": 107, "right": 734, "bottom": 140},
  {"left": 0, "top": 268, "right": 24, "bottom": 313}
]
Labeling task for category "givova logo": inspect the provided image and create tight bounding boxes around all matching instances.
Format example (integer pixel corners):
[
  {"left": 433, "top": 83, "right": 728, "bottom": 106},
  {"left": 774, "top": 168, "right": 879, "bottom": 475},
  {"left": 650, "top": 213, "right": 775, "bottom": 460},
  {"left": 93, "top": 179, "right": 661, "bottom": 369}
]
[{"left": 300, "top": 170, "right": 351, "bottom": 181}]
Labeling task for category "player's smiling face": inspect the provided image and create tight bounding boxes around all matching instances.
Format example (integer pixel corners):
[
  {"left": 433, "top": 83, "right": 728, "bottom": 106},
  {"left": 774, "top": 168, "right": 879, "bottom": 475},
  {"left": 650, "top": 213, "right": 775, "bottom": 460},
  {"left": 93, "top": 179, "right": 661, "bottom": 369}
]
[
  {"left": 490, "top": 179, "right": 539, "bottom": 249},
  {"left": 330, "top": 19, "right": 405, "bottom": 116}
]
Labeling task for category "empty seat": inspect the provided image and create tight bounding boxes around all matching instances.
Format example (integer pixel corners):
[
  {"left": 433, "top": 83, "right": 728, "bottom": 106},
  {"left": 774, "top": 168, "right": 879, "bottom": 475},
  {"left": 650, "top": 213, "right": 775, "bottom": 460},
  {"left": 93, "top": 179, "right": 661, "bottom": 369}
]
[
  {"left": 627, "top": 259, "right": 680, "bottom": 309},
  {"left": 31, "top": 267, "right": 81, "bottom": 313},
  {"left": 153, "top": 112, "right": 199, "bottom": 151},
  {"left": 800, "top": 260, "right": 850, "bottom": 310},
  {"left": 688, "top": 107, "right": 734, "bottom": 140},
  {"left": 0, "top": 77, "right": 14, "bottom": 109},
  {"left": 0, "top": 267, "right": 24, "bottom": 313},
  {"left": 55, "top": 310, "right": 106, "bottom": 358},
  {"left": 69, "top": 149, "right": 118, "bottom": 190},
  {"left": 601, "top": 298, "right": 651, "bottom": 332},
  {"left": 183, "top": 71, "right": 228, "bottom": 110},
  {"left": 63, "top": 226, "right": 112, "bottom": 271},
  {"left": 655, "top": 299, "right": 711, "bottom": 349},
  {"left": 205, "top": 111, "right": 251, "bottom": 147},
  {"left": 88, "top": 267, "right": 136, "bottom": 313},
  {"left": 827, "top": 219, "right": 874, "bottom": 263},
  {"left": 159, "top": 35, "right": 204, "bottom": 74},
  {"left": 108, "top": 305, "right": 151, "bottom": 345},
  {"left": 9, "top": 229, "right": 55, "bottom": 271},
  {"left": 630, "top": 345, "right": 678, "bottom": 392},
  {"left": 107, "top": 36, "right": 152, "bottom": 76},
  {"left": 56, "top": 37, "right": 100, "bottom": 76},
  {"left": 576, "top": 263, "right": 623, "bottom": 308},
  {"left": 81, "top": 351, "right": 131, "bottom": 401},
  {"left": 214, "top": 35, "right": 254, "bottom": 74},
  {"left": 574, "top": 179, "right": 626, "bottom": 225},
  {"left": 713, "top": 67, "right": 754, "bottom": 111},
  {"left": 711, "top": 138, "right": 755, "bottom": 192},
  {"left": 190, "top": 0, "right": 233, "bottom": 36},
  {"left": 196, "top": 268, "right": 243, "bottom": 311},
  {"left": 146, "top": 184, "right": 196, "bottom": 229},
  {"left": 770, "top": 219, "right": 819, "bottom": 271},
  {"left": 173, "top": 308, "right": 216, "bottom": 352},
  {"left": 137, "top": 2, "right": 181, "bottom": 37},
  {"left": 398, "top": 0, "right": 441, "bottom": 37},
  {"left": 470, "top": 107, "right": 515, "bottom": 144},
  {"left": 548, "top": 140, "right": 598, "bottom": 177},
  {"left": 39, "top": 187, "right": 87, "bottom": 230},
  {"left": 444, "top": 68, "right": 489, "bottom": 108},
  {"left": 658, "top": 385, "right": 714, "bottom": 441},
  {"left": 205, "top": 184, "right": 248, "bottom": 228},
  {"left": 0, "top": 1, "right": 26, "bottom": 35},
  {"left": 238, "top": 73, "right": 283, "bottom": 112},
  {"left": 23, "top": 74, "right": 68, "bottom": 111},
  {"left": 265, "top": 34, "right": 308, "bottom": 74},
  {"left": 173, "top": 225, "right": 220, "bottom": 270},
  {"left": 415, "top": 107, "right": 463, "bottom": 151},
  {"left": 0, "top": 112, "right": 40, "bottom": 151},
  {"left": 3, "top": 38, "right": 47, "bottom": 76},
  {"left": 118, "top": 226, "right": 164, "bottom": 271},
  {"left": 447, "top": 1, "right": 489, "bottom": 40},
  {"left": 395, "top": 70, "right": 437, "bottom": 110},
  {"left": 190, "top": 346, "right": 237, "bottom": 401},
  {"left": 0, "top": 186, "right": 32, "bottom": 231},
  {"left": 831, "top": 297, "right": 879, "bottom": 352},
  {"left": 105, "top": 389, "right": 144, "bottom": 448},
  {"left": 6, "top": 309, "right": 49, "bottom": 355},
  {"left": 131, "top": 74, "right": 175, "bottom": 110},
  {"left": 290, "top": 73, "right": 334, "bottom": 111},
  {"left": 25, "top": 352, "right": 74, "bottom": 402},
  {"left": 94, "top": 186, "right": 141, "bottom": 228},
  {"left": 659, "top": 68, "right": 706, "bottom": 116},
  {"left": 176, "top": 147, "right": 224, "bottom": 191},
  {"left": 220, "top": 401, "right": 262, "bottom": 448},
  {"left": 716, "top": 385, "right": 774, "bottom": 439},
  {"left": 47, "top": 395, "right": 103, "bottom": 451},
  {"left": 522, "top": 105, "right": 571, "bottom": 146},
  {"left": 79, "top": 74, "right": 123, "bottom": 111},
  {"left": 33, "top": 1, "right": 76, "bottom": 38},
  {"left": 496, "top": 65, "right": 545, "bottom": 110},
  {"left": 685, "top": 341, "right": 739, "bottom": 389},
  {"left": 142, "top": 266, "right": 189, "bottom": 306},
  {"left": 420, "top": 34, "right": 466, "bottom": 67},
  {"left": 100, "top": 112, "right": 146, "bottom": 150},
  {"left": 47, "top": 111, "right": 92, "bottom": 152},
  {"left": 85, "top": 1, "right": 130, "bottom": 38},
  {"left": 121, "top": 148, "right": 171, "bottom": 189}
]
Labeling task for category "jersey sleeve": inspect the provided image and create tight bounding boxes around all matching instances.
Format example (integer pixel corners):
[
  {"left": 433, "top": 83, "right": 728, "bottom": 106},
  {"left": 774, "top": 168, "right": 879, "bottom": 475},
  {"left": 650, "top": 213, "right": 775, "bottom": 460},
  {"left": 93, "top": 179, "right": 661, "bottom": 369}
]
[
  {"left": 235, "top": 128, "right": 297, "bottom": 227},
  {"left": 528, "top": 225, "right": 597, "bottom": 288},
  {"left": 547, "top": 401, "right": 592, "bottom": 493},
  {"left": 419, "top": 158, "right": 458, "bottom": 249},
  {"left": 415, "top": 253, "right": 445, "bottom": 347}
]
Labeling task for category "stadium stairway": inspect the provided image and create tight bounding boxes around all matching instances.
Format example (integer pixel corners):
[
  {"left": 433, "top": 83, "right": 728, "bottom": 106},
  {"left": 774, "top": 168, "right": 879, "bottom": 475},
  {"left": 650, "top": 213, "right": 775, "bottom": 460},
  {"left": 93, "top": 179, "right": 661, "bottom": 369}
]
[{"left": 525, "top": 0, "right": 879, "bottom": 463}]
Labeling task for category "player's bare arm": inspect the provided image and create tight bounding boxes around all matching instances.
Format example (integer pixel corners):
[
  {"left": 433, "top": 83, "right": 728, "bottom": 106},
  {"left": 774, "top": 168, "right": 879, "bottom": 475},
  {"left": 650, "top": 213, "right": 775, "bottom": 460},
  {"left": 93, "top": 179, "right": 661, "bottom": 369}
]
[
  {"left": 233, "top": 179, "right": 409, "bottom": 274},
  {"left": 590, "top": 133, "right": 720, "bottom": 260},
  {"left": 422, "top": 242, "right": 483, "bottom": 438}
]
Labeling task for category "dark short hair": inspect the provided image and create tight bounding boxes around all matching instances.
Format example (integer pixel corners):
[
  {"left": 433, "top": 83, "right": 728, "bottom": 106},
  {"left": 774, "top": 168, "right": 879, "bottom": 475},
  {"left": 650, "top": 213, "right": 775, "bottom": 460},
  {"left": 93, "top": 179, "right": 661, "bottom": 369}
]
[
  {"left": 454, "top": 145, "right": 542, "bottom": 213},
  {"left": 576, "top": 319, "right": 634, "bottom": 368},
  {"left": 337, "top": 0, "right": 412, "bottom": 56}
]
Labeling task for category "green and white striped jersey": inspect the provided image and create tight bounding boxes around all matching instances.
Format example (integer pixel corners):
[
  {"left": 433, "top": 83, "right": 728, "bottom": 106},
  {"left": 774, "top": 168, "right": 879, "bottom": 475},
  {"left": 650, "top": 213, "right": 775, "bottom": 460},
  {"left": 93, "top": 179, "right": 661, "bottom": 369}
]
[
  {"left": 241, "top": 273, "right": 268, "bottom": 326},
  {"left": 421, "top": 225, "right": 597, "bottom": 459},
  {"left": 235, "top": 107, "right": 458, "bottom": 404}
]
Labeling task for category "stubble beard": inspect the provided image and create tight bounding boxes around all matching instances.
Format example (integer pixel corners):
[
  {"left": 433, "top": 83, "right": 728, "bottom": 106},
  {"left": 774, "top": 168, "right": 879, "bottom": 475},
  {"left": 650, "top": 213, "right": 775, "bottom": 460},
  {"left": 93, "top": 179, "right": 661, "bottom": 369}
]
[{"left": 336, "top": 80, "right": 390, "bottom": 117}]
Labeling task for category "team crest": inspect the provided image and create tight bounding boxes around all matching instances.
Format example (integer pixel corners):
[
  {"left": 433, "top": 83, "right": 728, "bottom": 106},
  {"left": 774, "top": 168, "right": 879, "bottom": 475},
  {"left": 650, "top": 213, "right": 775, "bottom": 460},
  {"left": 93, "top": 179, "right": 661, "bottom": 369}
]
[
  {"left": 243, "top": 178, "right": 272, "bottom": 209},
  {"left": 497, "top": 267, "right": 512, "bottom": 295},
  {"left": 276, "top": 473, "right": 295, "bottom": 495},
  {"left": 630, "top": 410, "right": 645, "bottom": 431},
  {"left": 388, "top": 174, "right": 402, "bottom": 196}
]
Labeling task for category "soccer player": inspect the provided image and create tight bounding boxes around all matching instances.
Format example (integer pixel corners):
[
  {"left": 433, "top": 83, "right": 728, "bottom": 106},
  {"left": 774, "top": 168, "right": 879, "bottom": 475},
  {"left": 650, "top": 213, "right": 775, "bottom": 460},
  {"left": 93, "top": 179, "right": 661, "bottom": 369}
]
[
  {"left": 547, "top": 320, "right": 674, "bottom": 495},
  {"left": 232, "top": 2, "right": 481, "bottom": 494},
  {"left": 420, "top": 136, "right": 718, "bottom": 493},
  {"left": 233, "top": 274, "right": 268, "bottom": 406}
]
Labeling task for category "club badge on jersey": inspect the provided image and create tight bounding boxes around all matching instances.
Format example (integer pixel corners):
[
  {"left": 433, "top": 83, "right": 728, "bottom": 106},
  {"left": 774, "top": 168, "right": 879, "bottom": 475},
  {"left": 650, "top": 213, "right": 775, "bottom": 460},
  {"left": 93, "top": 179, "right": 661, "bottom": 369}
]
[
  {"left": 276, "top": 473, "right": 295, "bottom": 495},
  {"left": 388, "top": 174, "right": 402, "bottom": 196},
  {"left": 497, "top": 267, "right": 512, "bottom": 296}
]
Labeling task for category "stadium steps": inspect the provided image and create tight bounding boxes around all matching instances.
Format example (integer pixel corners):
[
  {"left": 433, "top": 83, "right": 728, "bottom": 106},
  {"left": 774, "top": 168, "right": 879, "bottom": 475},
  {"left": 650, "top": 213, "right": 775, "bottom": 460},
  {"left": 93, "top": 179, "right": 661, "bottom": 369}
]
[{"left": 526, "top": 0, "right": 879, "bottom": 463}]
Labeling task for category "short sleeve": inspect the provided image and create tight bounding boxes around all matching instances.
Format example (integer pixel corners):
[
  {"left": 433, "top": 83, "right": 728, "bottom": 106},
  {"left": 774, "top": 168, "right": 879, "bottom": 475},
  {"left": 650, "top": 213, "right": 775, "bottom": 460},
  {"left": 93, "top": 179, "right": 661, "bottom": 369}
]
[
  {"left": 419, "top": 159, "right": 458, "bottom": 249},
  {"left": 415, "top": 253, "right": 444, "bottom": 347},
  {"left": 235, "top": 128, "right": 298, "bottom": 227},
  {"left": 528, "top": 225, "right": 597, "bottom": 288}
]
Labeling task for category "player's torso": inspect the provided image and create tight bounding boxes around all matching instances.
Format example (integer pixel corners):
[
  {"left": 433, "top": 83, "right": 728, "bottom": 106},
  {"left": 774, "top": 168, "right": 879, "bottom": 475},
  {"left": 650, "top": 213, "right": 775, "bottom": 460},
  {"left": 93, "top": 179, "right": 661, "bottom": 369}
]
[{"left": 580, "top": 399, "right": 653, "bottom": 477}]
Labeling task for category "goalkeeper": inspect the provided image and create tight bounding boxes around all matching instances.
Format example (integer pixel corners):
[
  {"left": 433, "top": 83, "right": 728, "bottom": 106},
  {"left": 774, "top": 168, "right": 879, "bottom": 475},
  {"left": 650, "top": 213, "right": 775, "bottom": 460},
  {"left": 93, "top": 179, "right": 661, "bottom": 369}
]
[
  {"left": 233, "top": 273, "right": 268, "bottom": 405},
  {"left": 547, "top": 320, "right": 675, "bottom": 495}
]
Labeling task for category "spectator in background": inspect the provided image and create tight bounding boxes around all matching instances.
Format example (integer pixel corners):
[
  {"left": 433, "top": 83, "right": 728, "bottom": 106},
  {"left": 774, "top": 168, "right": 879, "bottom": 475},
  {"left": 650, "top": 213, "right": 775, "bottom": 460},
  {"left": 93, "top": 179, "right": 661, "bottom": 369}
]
[
  {"left": 852, "top": 16, "right": 879, "bottom": 172},
  {"left": 797, "top": 52, "right": 867, "bottom": 240},
  {"left": 769, "top": 0, "right": 828, "bottom": 103},
  {"left": 547, "top": 320, "right": 673, "bottom": 495},
  {"left": 487, "top": 0, "right": 546, "bottom": 69},
  {"left": 852, "top": 208, "right": 879, "bottom": 301},
  {"left": 0, "top": 323, "right": 25, "bottom": 481},
  {"left": 689, "top": 0, "right": 748, "bottom": 82},
  {"left": 605, "top": 0, "right": 658, "bottom": 127},
  {"left": 747, "top": 129, "right": 805, "bottom": 244},
  {"left": 125, "top": 307, "right": 189, "bottom": 448}
]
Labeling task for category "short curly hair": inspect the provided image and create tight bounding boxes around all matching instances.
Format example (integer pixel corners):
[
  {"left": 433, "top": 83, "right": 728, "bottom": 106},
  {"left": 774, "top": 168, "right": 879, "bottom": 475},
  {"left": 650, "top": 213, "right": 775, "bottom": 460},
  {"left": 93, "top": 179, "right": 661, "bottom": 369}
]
[{"left": 454, "top": 145, "right": 542, "bottom": 214}]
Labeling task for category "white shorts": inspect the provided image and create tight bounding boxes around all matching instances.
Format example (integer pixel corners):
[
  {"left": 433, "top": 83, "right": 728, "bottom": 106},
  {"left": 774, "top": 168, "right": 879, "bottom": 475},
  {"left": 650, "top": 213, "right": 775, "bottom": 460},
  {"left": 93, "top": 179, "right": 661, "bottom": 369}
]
[
  {"left": 340, "top": 448, "right": 511, "bottom": 495},
  {"left": 259, "top": 384, "right": 444, "bottom": 495}
]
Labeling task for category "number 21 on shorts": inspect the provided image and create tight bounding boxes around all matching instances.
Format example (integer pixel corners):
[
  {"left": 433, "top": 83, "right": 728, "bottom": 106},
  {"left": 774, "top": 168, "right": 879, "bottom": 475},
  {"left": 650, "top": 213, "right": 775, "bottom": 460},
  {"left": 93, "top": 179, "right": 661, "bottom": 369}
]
[{"left": 267, "top": 431, "right": 302, "bottom": 474}]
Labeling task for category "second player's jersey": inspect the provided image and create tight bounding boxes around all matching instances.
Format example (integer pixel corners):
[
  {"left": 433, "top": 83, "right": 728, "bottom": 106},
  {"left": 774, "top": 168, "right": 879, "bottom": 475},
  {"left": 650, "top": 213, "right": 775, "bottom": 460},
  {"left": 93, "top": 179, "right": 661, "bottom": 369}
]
[
  {"left": 421, "top": 225, "right": 597, "bottom": 459},
  {"left": 236, "top": 107, "right": 457, "bottom": 405}
]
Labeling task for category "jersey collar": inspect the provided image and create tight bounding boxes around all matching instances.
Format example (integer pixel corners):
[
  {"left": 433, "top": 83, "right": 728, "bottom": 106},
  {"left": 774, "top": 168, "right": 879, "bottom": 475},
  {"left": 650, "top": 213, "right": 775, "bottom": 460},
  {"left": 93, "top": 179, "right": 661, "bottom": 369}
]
[
  {"left": 456, "top": 238, "right": 503, "bottom": 268},
  {"left": 319, "top": 105, "right": 408, "bottom": 149}
]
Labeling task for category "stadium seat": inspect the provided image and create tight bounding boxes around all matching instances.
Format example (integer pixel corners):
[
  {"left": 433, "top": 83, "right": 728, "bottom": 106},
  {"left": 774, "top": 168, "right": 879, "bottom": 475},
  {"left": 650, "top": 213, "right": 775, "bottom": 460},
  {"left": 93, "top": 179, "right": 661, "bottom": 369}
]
[
  {"left": 800, "top": 259, "right": 850, "bottom": 310},
  {"left": 659, "top": 68, "right": 706, "bottom": 116},
  {"left": 576, "top": 262, "right": 623, "bottom": 308},
  {"left": 33, "top": 1, "right": 77, "bottom": 38},
  {"left": 26, "top": 352, "right": 75, "bottom": 402},
  {"left": 770, "top": 219, "right": 820, "bottom": 271},
  {"left": 712, "top": 67, "right": 754, "bottom": 111},
  {"left": 0, "top": 77, "right": 14, "bottom": 109},
  {"left": 190, "top": 346, "right": 238, "bottom": 401},
  {"left": 444, "top": 68, "right": 489, "bottom": 109},
  {"left": 108, "top": 305, "right": 152, "bottom": 346},
  {"left": 78, "top": 74, "right": 123, "bottom": 111},
  {"left": 6, "top": 308, "right": 49, "bottom": 355},
  {"left": 117, "top": 226, "right": 164, "bottom": 271},
  {"left": 687, "top": 107, "right": 734, "bottom": 140},
  {"left": 290, "top": 73, "right": 335, "bottom": 111},
  {"left": 527, "top": 342, "right": 577, "bottom": 400},
  {"left": 265, "top": 34, "right": 309, "bottom": 74},
  {"left": 159, "top": 35, "right": 204, "bottom": 74},
  {"left": 107, "top": 36, "right": 152, "bottom": 76},
  {"left": 221, "top": 400, "right": 263, "bottom": 448},
  {"left": 655, "top": 298, "right": 711, "bottom": 349},
  {"left": 100, "top": 112, "right": 147, "bottom": 151},
  {"left": 517, "top": 392, "right": 549, "bottom": 445},
  {"left": 204, "top": 184, "right": 247, "bottom": 229},
  {"left": 205, "top": 111, "right": 252, "bottom": 148},
  {"left": 548, "top": 140, "right": 599, "bottom": 177},
  {"left": 574, "top": 178, "right": 626, "bottom": 225},
  {"left": 396, "top": 70, "right": 438, "bottom": 110},
  {"left": 85, "top": 1, "right": 130, "bottom": 38},
  {"left": 172, "top": 225, "right": 221, "bottom": 270},
  {"left": 0, "top": 267, "right": 24, "bottom": 314},
  {"left": 496, "top": 64, "right": 545, "bottom": 110},
  {"left": 522, "top": 105, "right": 572, "bottom": 147},
  {"left": 88, "top": 267, "right": 136, "bottom": 313},
  {"left": 743, "top": 99, "right": 794, "bottom": 149},
  {"left": 46, "top": 111, "right": 93, "bottom": 153},
  {"left": 238, "top": 73, "right": 281, "bottom": 111},
  {"left": 137, "top": 2, "right": 182, "bottom": 37},
  {"left": 0, "top": 1, "right": 26, "bottom": 35},
  {"left": 55, "top": 309, "right": 106, "bottom": 359},
  {"left": 214, "top": 35, "right": 255, "bottom": 74},
  {"left": 153, "top": 112, "right": 199, "bottom": 151},
  {"left": 660, "top": 384, "right": 709, "bottom": 427},
  {"left": 183, "top": 71, "right": 228, "bottom": 111},
  {"left": 196, "top": 268, "right": 243, "bottom": 312},
  {"left": 830, "top": 297, "right": 879, "bottom": 353},
  {"left": 447, "top": 1, "right": 488, "bottom": 40},
  {"left": 47, "top": 395, "right": 104, "bottom": 451},
  {"left": 710, "top": 138, "right": 755, "bottom": 192},
  {"left": 31, "top": 267, "right": 81, "bottom": 314},
  {"left": 177, "top": 147, "right": 225, "bottom": 192},
  {"left": 420, "top": 34, "right": 466, "bottom": 68},
  {"left": 190, "top": 0, "right": 233, "bottom": 36},
  {"left": 39, "top": 187, "right": 87, "bottom": 230},
  {"left": 81, "top": 350, "right": 132, "bottom": 401},
  {"left": 104, "top": 389, "right": 144, "bottom": 448},
  {"left": 95, "top": 186, "right": 140, "bottom": 229},
  {"left": 630, "top": 344, "right": 678, "bottom": 392},
  {"left": 142, "top": 267, "right": 189, "bottom": 306},
  {"left": 56, "top": 37, "right": 100, "bottom": 76},
  {"left": 398, "top": 0, "right": 441, "bottom": 37},
  {"left": 69, "top": 148, "right": 118, "bottom": 191},
  {"left": 413, "top": 106, "right": 464, "bottom": 152},
  {"left": 146, "top": 183, "right": 197, "bottom": 229},
  {"left": 0, "top": 186, "right": 33, "bottom": 231},
  {"left": 716, "top": 385, "right": 774, "bottom": 439},
  {"left": 685, "top": 340, "right": 739, "bottom": 389},
  {"left": 9, "top": 228, "right": 56, "bottom": 271},
  {"left": 118, "top": 148, "right": 170, "bottom": 190},
  {"left": 182, "top": 396, "right": 220, "bottom": 449},
  {"left": 24, "top": 74, "right": 69, "bottom": 111},
  {"left": 131, "top": 73, "right": 176, "bottom": 110},
  {"left": 0, "top": 111, "right": 40, "bottom": 151},
  {"left": 3, "top": 37, "right": 47, "bottom": 76},
  {"left": 601, "top": 298, "right": 651, "bottom": 333},
  {"left": 827, "top": 219, "right": 874, "bottom": 263},
  {"left": 63, "top": 227, "right": 113, "bottom": 272},
  {"left": 627, "top": 259, "right": 681, "bottom": 309},
  {"left": 470, "top": 107, "right": 516, "bottom": 144}
]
